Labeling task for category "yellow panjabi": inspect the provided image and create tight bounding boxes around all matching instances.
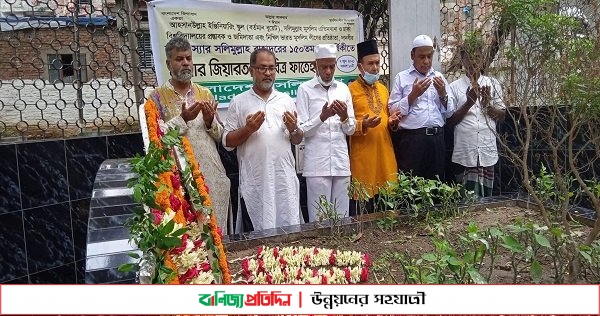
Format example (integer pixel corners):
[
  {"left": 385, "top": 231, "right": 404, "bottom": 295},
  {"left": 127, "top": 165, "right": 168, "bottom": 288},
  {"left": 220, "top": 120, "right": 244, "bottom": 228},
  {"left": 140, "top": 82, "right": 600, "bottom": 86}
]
[{"left": 348, "top": 76, "right": 398, "bottom": 198}]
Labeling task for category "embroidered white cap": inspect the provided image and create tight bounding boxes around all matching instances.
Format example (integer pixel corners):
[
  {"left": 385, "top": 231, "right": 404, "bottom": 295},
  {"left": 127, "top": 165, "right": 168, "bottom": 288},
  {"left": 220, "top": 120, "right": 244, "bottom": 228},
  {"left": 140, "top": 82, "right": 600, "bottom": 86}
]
[
  {"left": 412, "top": 35, "right": 434, "bottom": 48},
  {"left": 314, "top": 44, "right": 337, "bottom": 59}
]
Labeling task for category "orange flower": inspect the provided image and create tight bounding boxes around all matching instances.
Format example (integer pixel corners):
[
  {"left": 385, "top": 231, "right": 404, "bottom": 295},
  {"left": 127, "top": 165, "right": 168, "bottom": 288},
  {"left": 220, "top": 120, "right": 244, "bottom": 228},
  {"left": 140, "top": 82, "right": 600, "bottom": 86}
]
[
  {"left": 181, "top": 135, "right": 231, "bottom": 283},
  {"left": 142, "top": 98, "right": 230, "bottom": 284},
  {"left": 144, "top": 99, "right": 163, "bottom": 148},
  {"left": 155, "top": 189, "right": 170, "bottom": 211},
  {"left": 164, "top": 255, "right": 180, "bottom": 284}
]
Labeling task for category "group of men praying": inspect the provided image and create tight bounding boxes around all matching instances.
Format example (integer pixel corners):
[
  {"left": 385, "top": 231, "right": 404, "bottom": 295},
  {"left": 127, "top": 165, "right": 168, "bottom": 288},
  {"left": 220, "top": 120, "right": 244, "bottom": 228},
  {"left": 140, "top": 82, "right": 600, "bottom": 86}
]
[{"left": 148, "top": 32, "right": 505, "bottom": 234}]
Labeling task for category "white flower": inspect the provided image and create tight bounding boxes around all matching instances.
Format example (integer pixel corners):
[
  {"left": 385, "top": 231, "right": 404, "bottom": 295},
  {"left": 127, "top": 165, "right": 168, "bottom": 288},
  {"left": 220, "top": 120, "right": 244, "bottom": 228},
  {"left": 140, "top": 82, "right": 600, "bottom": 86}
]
[
  {"left": 243, "top": 245, "right": 369, "bottom": 284},
  {"left": 189, "top": 271, "right": 215, "bottom": 284},
  {"left": 161, "top": 209, "right": 176, "bottom": 225}
]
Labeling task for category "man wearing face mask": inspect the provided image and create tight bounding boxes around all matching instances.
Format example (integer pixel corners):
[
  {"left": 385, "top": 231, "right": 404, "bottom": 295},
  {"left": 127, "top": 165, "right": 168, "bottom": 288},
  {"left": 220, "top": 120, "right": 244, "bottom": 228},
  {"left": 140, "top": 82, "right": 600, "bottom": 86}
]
[
  {"left": 388, "top": 35, "right": 454, "bottom": 181},
  {"left": 296, "top": 44, "right": 356, "bottom": 223},
  {"left": 347, "top": 39, "right": 400, "bottom": 215},
  {"left": 146, "top": 36, "right": 231, "bottom": 232}
]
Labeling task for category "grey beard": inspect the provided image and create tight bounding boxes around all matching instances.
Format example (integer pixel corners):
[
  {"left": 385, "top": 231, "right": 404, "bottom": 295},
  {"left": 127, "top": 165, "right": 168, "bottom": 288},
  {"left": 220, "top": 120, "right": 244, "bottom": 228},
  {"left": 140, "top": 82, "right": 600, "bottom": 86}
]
[
  {"left": 256, "top": 80, "right": 273, "bottom": 91},
  {"left": 173, "top": 69, "right": 193, "bottom": 81}
]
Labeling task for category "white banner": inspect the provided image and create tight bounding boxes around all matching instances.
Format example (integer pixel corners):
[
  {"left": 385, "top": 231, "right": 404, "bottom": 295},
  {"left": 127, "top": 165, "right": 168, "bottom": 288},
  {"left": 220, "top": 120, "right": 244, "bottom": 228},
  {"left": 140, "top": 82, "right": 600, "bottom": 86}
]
[
  {"left": 147, "top": 0, "right": 363, "bottom": 107},
  {"left": 1, "top": 284, "right": 598, "bottom": 314}
]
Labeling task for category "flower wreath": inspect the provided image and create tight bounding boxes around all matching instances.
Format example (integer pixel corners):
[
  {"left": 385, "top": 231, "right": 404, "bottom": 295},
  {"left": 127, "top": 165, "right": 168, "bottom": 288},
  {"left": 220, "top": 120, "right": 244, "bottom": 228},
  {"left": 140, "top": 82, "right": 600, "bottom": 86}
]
[{"left": 133, "top": 98, "right": 231, "bottom": 284}]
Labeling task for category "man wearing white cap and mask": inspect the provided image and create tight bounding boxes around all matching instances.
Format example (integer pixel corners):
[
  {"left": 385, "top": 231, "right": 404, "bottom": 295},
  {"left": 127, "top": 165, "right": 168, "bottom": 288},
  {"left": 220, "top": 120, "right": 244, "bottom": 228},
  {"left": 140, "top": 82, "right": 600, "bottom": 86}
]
[
  {"left": 388, "top": 34, "right": 454, "bottom": 181},
  {"left": 296, "top": 44, "right": 356, "bottom": 223}
]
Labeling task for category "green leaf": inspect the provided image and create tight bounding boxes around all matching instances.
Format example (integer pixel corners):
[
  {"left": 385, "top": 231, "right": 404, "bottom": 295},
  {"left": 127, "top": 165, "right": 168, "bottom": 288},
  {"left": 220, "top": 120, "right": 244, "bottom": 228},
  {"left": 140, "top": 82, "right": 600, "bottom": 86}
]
[
  {"left": 505, "top": 224, "right": 527, "bottom": 233},
  {"left": 447, "top": 256, "right": 463, "bottom": 266},
  {"left": 160, "top": 236, "right": 183, "bottom": 249},
  {"left": 422, "top": 253, "right": 437, "bottom": 262},
  {"left": 534, "top": 233, "right": 551, "bottom": 248},
  {"left": 160, "top": 220, "right": 176, "bottom": 236},
  {"left": 530, "top": 260, "right": 542, "bottom": 283},
  {"left": 171, "top": 227, "right": 189, "bottom": 237},
  {"left": 128, "top": 252, "right": 140, "bottom": 259},
  {"left": 489, "top": 227, "right": 503, "bottom": 237},
  {"left": 579, "top": 251, "right": 592, "bottom": 264},
  {"left": 133, "top": 186, "right": 142, "bottom": 203},
  {"left": 118, "top": 263, "right": 137, "bottom": 273},
  {"left": 501, "top": 235, "right": 523, "bottom": 252},
  {"left": 467, "top": 268, "right": 488, "bottom": 284}
]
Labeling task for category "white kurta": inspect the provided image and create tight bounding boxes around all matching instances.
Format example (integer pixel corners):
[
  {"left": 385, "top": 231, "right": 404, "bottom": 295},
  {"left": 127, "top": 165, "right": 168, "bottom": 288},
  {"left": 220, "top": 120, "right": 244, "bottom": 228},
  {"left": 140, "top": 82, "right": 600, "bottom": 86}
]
[
  {"left": 448, "top": 75, "right": 506, "bottom": 168},
  {"left": 296, "top": 77, "right": 356, "bottom": 222},
  {"left": 222, "top": 89, "right": 301, "bottom": 231},
  {"left": 296, "top": 77, "right": 356, "bottom": 177}
]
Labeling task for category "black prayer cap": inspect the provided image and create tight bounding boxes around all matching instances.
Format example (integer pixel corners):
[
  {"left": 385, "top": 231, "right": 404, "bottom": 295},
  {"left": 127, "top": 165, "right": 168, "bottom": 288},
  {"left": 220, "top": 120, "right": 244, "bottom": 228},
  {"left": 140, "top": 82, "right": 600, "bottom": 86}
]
[{"left": 357, "top": 39, "right": 379, "bottom": 61}]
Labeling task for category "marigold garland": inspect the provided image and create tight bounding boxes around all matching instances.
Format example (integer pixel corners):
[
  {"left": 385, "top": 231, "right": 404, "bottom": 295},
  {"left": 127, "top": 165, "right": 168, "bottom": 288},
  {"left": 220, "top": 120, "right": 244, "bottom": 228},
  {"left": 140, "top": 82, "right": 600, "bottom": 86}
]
[
  {"left": 181, "top": 136, "right": 231, "bottom": 283},
  {"left": 141, "top": 98, "right": 231, "bottom": 284},
  {"left": 164, "top": 256, "right": 180, "bottom": 285}
]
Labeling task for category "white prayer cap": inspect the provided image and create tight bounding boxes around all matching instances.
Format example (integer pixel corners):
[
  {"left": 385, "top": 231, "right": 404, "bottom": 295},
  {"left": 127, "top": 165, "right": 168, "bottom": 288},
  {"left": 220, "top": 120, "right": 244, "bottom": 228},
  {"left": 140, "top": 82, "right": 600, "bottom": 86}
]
[
  {"left": 314, "top": 44, "right": 337, "bottom": 59},
  {"left": 412, "top": 35, "right": 434, "bottom": 48}
]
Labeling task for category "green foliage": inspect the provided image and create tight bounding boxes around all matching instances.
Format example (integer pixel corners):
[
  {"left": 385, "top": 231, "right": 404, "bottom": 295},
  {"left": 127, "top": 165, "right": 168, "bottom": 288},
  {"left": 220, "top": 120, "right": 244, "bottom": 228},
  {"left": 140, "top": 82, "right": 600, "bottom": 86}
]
[
  {"left": 379, "top": 172, "right": 470, "bottom": 224},
  {"left": 314, "top": 194, "right": 343, "bottom": 237},
  {"left": 376, "top": 211, "right": 398, "bottom": 231},
  {"left": 392, "top": 225, "right": 488, "bottom": 284},
  {"left": 462, "top": 30, "right": 485, "bottom": 55},
  {"left": 579, "top": 240, "right": 600, "bottom": 283},
  {"left": 531, "top": 164, "right": 576, "bottom": 220},
  {"left": 119, "top": 127, "right": 222, "bottom": 283},
  {"left": 381, "top": 215, "right": 594, "bottom": 284}
]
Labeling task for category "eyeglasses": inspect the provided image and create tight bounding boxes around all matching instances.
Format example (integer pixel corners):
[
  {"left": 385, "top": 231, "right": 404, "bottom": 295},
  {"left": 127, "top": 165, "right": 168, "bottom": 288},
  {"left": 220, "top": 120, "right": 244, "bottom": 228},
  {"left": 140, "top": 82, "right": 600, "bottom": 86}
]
[{"left": 252, "top": 66, "right": 277, "bottom": 74}]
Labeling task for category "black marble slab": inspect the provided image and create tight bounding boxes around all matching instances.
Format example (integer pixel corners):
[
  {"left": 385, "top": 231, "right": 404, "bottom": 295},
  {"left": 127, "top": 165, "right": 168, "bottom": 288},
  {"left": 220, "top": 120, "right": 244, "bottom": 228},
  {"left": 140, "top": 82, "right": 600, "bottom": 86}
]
[
  {"left": 29, "top": 262, "right": 76, "bottom": 284},
  {"left": 0, "top": 144, "right": 21, "bottom": 214},
  {"left": 107, "top": 133, "right": 144, "bottom": 159},
  {"left": 17, "top": 140, "right": 69, "bottom": 209},
  {"left": 24, "top": 202, "right": 75, "bottom": 273},
  {"left": 0, "top": 211, "right": 28, "bottom": 283},
  {"left": 66, "top": 137, "right": 108, "bottom": 201},
  {"left": 71, "top": 198, "right": 91, "bottom": 261}
]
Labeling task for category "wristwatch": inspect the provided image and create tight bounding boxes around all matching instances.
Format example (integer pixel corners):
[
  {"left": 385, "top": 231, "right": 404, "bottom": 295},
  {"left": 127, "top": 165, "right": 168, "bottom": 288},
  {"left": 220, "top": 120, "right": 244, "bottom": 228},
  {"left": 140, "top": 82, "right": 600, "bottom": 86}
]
[
  {"left": 290, "top": 127, "right": 300, "bottom": 136},
  {"left": 439, "top": 94, "right": 448, "bottom": 103}
]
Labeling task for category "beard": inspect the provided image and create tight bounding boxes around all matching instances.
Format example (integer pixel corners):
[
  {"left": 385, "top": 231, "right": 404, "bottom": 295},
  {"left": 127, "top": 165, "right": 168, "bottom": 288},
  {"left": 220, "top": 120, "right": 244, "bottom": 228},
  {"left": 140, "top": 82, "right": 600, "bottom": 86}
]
[
  {"left": 255, "top": 78, "right": 273, "bottom": 91},
  {"left": 172, "top": 68, "right": 193, "bottom": 81}
]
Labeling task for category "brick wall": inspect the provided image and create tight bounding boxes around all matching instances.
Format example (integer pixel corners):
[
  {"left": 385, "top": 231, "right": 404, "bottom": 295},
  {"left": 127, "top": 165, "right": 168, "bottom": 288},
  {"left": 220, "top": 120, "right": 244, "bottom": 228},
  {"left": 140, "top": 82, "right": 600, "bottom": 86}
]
[{"left": 0, "top": 25, "right": 157, "bottom": 85}]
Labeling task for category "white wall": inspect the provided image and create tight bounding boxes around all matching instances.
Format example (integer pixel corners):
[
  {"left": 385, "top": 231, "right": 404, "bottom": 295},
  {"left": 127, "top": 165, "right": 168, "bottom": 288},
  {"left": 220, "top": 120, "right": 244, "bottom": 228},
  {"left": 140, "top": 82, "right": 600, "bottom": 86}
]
[
  {"left": 0, "top": 78, "right": 147, "bottom": 130},
  {"left": 0, "top": 78, "right": 230, "bottom": 135}
]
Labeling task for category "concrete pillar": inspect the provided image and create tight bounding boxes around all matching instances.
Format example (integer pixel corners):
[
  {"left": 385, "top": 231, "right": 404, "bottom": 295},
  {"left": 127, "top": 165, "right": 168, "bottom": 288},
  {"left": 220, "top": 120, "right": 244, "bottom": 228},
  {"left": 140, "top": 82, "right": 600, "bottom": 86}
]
[{"left": 388, "top": 0, "right": 441, "bottom": 77}]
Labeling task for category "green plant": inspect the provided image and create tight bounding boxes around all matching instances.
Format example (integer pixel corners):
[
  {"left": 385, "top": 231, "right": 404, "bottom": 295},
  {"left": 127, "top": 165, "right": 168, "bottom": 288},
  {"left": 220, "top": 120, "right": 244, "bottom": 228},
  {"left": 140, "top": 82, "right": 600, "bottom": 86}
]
[
  {"left": 393, "top": 223, "right": 489, "bottom": 284},
  {"left": 579, "top": 240, "right": 600, "bottom": 283},
  {"left": 381, "top": 172, "right": 470, "bottom": 224},
  {"left": 348, "top": 178, "right": 374, "bottom": 235},
  {"left": 491, "top": 0, "right": 600, "bottom": 283},
  {"left": 497, "top": 220, "right": 556, "bottom": 283},
  {"left": 376, "top": 211, "right": 398, "bottom": 231},
  {"left": 372, "top": 253, "right": 397, "bottom": 284},
  {"left": 314, "top": 194, "right": 343, "bottom": 237}
]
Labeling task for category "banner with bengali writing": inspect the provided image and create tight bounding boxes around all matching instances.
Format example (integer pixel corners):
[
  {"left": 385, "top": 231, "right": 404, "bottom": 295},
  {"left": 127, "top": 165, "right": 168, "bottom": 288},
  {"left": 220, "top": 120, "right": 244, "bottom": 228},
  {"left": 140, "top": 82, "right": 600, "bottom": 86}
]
[{"left": 147, "top": 0, "right": 363, "bottom": 107}]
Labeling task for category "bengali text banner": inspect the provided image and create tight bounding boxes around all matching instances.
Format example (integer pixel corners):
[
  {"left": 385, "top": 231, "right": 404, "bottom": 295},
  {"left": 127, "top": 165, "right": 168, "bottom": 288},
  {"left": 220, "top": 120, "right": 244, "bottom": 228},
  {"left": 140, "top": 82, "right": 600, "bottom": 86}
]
[{"left": 148, "top": 0, "right": 363, "bottom": 106}]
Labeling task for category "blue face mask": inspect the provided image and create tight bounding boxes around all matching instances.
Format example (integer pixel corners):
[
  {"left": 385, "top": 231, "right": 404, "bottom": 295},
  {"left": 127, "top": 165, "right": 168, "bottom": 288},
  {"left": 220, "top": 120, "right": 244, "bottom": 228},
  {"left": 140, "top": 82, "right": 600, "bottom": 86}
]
[{"left": 362, "top": 71, "right": 380, "bottom": 85}]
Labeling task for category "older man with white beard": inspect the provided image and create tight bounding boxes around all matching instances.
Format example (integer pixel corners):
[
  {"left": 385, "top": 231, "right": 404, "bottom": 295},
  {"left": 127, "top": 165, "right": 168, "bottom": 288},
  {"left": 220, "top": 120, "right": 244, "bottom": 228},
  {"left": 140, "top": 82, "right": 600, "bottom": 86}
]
[
  {"left": 223, "top": 48, "right": 303, "bottom": 232},
  {"left": 147, "top": 36, "right": 231, "bottom": 233},
  {"left": 296, "top": 44, "right": 356, "bottom": 223}
]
